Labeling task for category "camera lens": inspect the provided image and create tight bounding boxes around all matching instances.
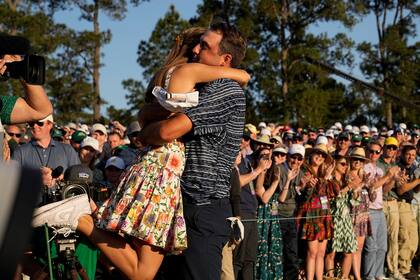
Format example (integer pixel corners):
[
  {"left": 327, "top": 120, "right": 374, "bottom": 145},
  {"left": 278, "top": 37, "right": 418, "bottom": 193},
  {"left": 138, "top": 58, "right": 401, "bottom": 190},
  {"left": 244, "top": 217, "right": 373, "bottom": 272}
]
[{"left": 61, "top": 183, "right": 87, "bottom": 200}]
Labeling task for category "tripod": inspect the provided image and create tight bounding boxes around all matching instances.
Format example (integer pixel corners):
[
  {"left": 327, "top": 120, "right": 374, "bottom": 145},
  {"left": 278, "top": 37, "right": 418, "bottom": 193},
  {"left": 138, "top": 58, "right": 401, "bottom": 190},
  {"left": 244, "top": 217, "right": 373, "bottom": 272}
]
[
  {"left": 53, "top": 234, "right": 90, "bottom": 280},
  {"left": 42, "top": 224, "right": 90, "bottom": 280}
]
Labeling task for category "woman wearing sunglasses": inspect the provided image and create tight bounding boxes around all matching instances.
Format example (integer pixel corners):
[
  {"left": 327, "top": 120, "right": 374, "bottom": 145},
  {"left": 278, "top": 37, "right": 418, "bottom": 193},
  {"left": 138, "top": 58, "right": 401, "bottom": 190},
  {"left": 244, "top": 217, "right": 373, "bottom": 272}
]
[
  {"left": 254, "top": 147, "right": 284, "bottom": 280},
  {"left": 347, "top": 147, "right": 371, "bottom": 280},
  {"left": 324, "top": 156, "right": 358, "bottom": 279},
  {"left": 296, "top": 143, "right": 337, "bottom": 280}
]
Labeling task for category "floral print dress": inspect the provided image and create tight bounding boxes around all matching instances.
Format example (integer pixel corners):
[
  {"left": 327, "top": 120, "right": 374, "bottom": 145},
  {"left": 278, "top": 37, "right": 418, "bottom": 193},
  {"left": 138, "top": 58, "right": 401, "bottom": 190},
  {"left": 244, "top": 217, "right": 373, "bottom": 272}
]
[
  {"left": 96, "top": 67, "right": 188, "bottom": 253},
  {"left": 96, "top": 139, "right": 188, "bottom": 253},
  {"left": 255, "top": 193, "right": 283, "bottom": 280}
]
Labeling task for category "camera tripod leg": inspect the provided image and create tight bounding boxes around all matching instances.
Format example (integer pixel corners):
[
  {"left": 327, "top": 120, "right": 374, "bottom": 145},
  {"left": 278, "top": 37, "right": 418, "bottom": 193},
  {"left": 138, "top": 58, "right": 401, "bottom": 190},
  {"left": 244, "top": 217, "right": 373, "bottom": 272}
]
[{"left": 74, "top": 260, "right": 90, "bottom": 280}]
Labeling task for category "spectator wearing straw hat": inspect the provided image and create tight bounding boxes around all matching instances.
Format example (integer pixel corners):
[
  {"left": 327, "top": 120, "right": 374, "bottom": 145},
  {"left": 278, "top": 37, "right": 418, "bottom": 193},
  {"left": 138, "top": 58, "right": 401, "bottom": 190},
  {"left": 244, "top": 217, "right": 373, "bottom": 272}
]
[{"left": 347, "top": 147, "right": 371, "bottom": 280}]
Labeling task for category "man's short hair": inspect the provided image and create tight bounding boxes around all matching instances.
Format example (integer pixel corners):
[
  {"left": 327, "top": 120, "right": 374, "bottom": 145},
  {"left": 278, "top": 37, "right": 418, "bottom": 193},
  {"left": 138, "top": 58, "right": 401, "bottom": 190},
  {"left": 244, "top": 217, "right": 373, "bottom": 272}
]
[
  {"left": 401, "top": 144, "right": 416, "bottom": 155},
  {"left": 210, "top": 21, "right": 247, "bottom": 68}
]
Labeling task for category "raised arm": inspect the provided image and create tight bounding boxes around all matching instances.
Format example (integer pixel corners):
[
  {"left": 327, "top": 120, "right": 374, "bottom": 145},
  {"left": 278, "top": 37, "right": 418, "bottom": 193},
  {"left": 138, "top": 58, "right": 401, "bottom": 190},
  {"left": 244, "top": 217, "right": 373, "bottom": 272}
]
[
  {"left": 168, "top": 63, "right": 250, "bottom": 93},
  {"left": 1, "top": 55, "right": 52, "bottom": 123},
  {"left": 138, "top": 112, "right": 192, "bottom": 145},
  {"left": 10, "top": 82, "right": 53, "bottom": 123}
]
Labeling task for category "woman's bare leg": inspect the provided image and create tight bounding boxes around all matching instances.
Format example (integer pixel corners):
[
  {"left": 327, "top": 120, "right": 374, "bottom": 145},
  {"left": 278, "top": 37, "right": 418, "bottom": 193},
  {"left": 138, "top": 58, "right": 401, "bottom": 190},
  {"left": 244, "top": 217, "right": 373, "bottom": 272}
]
[
  {"left": 341, "top": 253, "right": 352, "bottom": 279},
  {"left": 77, "top": 215, "right": 164, "bottom": 280},
  {"left": 306, "top": 240, "right": 318, "bottom": 280},
  {"left": 351, "top": 236, "right": 365, "bottom": 280},
  {"left": 315, "top": 240, "right": 327, "bottom": 280},
  {"left": 325, "top": 251, "right": 335, "bottom": 277}
]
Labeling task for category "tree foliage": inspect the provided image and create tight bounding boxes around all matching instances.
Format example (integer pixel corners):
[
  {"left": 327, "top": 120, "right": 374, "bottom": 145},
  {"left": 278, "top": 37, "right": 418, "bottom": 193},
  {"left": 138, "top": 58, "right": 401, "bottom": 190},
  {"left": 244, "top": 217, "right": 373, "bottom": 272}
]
[{"left": 356, "top": 0, "right": 419, "bottom": 127}]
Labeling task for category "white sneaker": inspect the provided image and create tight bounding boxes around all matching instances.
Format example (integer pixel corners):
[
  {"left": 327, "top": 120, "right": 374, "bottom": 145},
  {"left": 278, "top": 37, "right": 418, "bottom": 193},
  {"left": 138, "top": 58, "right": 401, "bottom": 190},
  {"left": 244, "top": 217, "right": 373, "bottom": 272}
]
[{"left": 32, "top": 194, "right": 91, "bottom": 230}]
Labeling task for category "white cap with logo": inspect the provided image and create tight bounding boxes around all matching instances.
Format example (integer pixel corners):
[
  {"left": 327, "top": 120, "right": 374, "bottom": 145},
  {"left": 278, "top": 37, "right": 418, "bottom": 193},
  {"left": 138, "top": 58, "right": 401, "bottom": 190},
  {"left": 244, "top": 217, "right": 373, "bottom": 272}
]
[{"left": 288, "top": 144, "right": 305, "bottom": 157}]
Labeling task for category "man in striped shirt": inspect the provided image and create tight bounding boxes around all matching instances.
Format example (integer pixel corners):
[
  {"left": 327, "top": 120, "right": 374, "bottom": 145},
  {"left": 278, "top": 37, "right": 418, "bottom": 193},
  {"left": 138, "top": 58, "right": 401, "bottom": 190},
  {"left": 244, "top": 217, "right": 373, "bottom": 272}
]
[{"left": 139, "top": 22, "right": 247, "bottom": 280}]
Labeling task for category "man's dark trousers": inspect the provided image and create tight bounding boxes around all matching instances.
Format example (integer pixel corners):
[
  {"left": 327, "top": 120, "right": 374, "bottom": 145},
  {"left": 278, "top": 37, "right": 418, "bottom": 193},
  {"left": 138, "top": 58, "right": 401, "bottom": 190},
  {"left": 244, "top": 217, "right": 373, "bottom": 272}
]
[
  {"left": 233, "top": 212, "right": 258, "bottom": 280},
  {"left": 162, "top": 198, "right": 232, "bottom": 280},
  {"left": 279, "top": 216, "right": 299, "bottom": 279}
]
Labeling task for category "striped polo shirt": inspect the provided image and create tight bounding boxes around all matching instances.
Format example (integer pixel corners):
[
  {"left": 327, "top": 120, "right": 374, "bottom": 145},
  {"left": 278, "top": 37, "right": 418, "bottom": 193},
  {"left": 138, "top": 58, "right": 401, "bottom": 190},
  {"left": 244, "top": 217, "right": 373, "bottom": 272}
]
[{"left": 181, "top": 78, "right": 246, "bottom": 205}]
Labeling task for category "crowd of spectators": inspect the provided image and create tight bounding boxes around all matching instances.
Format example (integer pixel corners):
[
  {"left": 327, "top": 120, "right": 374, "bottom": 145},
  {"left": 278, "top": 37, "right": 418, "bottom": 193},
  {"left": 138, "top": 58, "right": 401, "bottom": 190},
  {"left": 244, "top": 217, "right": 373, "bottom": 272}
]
[{"left": 4, "top": 118, "right": 420, "bottom": 280}]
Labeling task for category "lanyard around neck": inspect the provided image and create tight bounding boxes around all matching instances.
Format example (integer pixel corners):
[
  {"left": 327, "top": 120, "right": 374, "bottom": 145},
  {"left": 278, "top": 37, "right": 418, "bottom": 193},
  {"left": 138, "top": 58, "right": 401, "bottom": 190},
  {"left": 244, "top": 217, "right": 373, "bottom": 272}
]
[{"left": 33, "top": 143, "right": 52, "bottom": 167}]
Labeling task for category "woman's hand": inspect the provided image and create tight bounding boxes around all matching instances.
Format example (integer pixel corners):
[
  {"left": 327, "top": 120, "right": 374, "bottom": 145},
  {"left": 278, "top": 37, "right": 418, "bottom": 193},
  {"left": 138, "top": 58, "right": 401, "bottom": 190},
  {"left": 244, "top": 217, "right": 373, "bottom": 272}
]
[
  {"left": 238, "top": 70, "right": 251, "bottom": 88},
  {"left": 300, "top": 172, "right": 312, "bottom": 187},
  {"left": 324, "top": 162, "right": 335, "bottom": 180}
]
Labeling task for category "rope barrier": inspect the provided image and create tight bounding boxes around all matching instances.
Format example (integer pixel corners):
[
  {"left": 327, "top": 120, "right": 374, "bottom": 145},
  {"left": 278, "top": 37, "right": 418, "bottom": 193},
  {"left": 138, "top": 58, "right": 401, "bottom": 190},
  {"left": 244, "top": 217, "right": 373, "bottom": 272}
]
[{"left": 240, "top": 208, "right": 420, "bottom": 223}]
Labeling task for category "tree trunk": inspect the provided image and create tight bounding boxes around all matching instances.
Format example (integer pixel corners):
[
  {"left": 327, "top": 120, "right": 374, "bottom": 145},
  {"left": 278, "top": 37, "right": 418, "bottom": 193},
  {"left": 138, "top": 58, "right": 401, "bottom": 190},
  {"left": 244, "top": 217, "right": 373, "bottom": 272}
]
[
  {"left": 279, "top": 0, "right": 290, "bottom": 123},
  {"left": 92, "top": 0, "right": 101, "bottom": 122},
  {"left": 385, "top": 100, "right": 392, "bottom": 128}
]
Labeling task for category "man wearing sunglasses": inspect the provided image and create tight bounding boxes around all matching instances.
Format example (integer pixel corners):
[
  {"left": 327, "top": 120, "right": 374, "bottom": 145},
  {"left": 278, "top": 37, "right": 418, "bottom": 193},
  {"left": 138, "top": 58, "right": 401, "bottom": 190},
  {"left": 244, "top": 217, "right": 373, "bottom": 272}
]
[
  {"left": 376, "top": 137, "right": 405, "bottom": 279},
  {"left": 6, "top": 124, "right": 22, "bottom": 154},
  {"left": 362, "top": 141, "right": 400, "bottom": 280},
  {"left": 277, "top": 144, "right": 305, "bottom": 280},
  {"left": 12, "top": 114, "right": 80, "bottom": 189},
  {"left": 334, "top": 132, "right": 351, "bottom": 157}
]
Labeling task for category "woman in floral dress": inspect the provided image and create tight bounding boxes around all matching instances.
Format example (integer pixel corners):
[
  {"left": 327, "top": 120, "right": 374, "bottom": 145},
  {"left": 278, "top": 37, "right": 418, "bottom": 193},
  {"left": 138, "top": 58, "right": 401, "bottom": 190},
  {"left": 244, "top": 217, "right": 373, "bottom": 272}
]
[
  {"left": 296, "top": 143, "right": 338, "bottom": 280},
  {"left": 254, "top": 147, "right": 299, "bottom": 280},
  {"left": 76, "top": 27, "right": 250, "bottom": 280}
]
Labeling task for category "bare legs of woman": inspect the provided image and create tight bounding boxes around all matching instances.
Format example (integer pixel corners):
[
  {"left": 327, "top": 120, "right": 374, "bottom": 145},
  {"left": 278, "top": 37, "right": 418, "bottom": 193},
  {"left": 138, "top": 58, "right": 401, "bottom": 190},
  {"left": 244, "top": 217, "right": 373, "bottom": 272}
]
[
  {"left": 324, "top": 251, "right": 353, "bottom": 279},
  {"left": 341, "top": 253, "right": 353, "bottom": 279},
  {"left": 324, "top": 251, "right": 335, "bottom": 277},
  {"left": 351, "top": 236, "right": 365, "bottom": 280},
  {"left": 306, "top": 240, "right": 328, "bottom": 280},
  {"left": 77, "top": 215, "right": 164, "bottom": 280}
]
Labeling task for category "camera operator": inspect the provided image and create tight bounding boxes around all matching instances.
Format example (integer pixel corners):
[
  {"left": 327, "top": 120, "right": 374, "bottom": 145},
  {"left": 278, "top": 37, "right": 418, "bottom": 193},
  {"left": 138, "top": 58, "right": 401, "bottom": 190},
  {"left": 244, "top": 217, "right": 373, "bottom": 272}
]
[
  {"left": 12, "top": 118, "right": 100, "bottom": 279},
  {"left": 0, "top": 54, "right": 52, "bottom": 125}
]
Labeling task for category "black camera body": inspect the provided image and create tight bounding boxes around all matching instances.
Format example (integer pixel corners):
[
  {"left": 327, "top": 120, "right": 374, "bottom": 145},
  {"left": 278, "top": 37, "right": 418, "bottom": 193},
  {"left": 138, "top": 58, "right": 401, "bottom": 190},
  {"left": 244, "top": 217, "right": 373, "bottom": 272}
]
[
  {"left": 44, "top": 180, "right": 91, "bottom": 204},
  {"left": 42, "top": 164, "right": 93, "bottom": 204},
  {"left": 0, "top": 34, "right": 45, "bottom": 85}
]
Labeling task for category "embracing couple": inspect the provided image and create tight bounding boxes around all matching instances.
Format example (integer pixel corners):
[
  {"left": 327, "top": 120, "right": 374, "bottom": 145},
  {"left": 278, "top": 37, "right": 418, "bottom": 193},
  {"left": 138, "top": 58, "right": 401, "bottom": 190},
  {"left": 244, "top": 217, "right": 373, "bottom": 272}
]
[{"left": 33, "top": 21, "right": 248, "bottom": 280}]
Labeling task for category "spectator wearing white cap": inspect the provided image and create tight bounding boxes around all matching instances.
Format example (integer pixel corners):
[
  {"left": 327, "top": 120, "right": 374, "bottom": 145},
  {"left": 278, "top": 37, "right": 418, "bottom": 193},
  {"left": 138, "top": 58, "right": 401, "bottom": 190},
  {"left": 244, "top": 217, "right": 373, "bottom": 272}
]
[
  {"left": 325, "top": 130, "right": 336, "bottom": 153},
  {"left": 260, "top": 128, "right": 271, "bottom": 137},
  {"left": 277, "top": 144, "right": 305, "bottom": 279},
  {"left": 360, "top": 125, "right": 370, "bottom": 137},
  {"left": 91, "top": 123, "right": 108, "bottom": 152},
  {"left": 352, "top": 126, "right": 360, "bottom": 135},
  {"left": 370, "top": 126, "right": 378, "bottom": 137},
  {"left": 334, "top": 122, "right": 343, "bottom": 131},
  {"left": 344, "top": 124, "right": 353, "bottom": 133},
  {"left": 79, "top": 137, "right": 100, "bottom": 171},
  {"left": 258, "top": 121, "right": 267, "bottom": 130},
  {"left": 272, "top": 146, "right": 288, "bottom": 165}
]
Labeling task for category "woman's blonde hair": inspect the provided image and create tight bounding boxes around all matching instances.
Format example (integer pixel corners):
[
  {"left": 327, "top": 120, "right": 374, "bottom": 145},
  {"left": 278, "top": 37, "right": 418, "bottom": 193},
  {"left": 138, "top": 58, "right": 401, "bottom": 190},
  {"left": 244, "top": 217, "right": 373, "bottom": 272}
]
[{"left": 145, "top": 27, "right": 206, "bottom": 102}]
